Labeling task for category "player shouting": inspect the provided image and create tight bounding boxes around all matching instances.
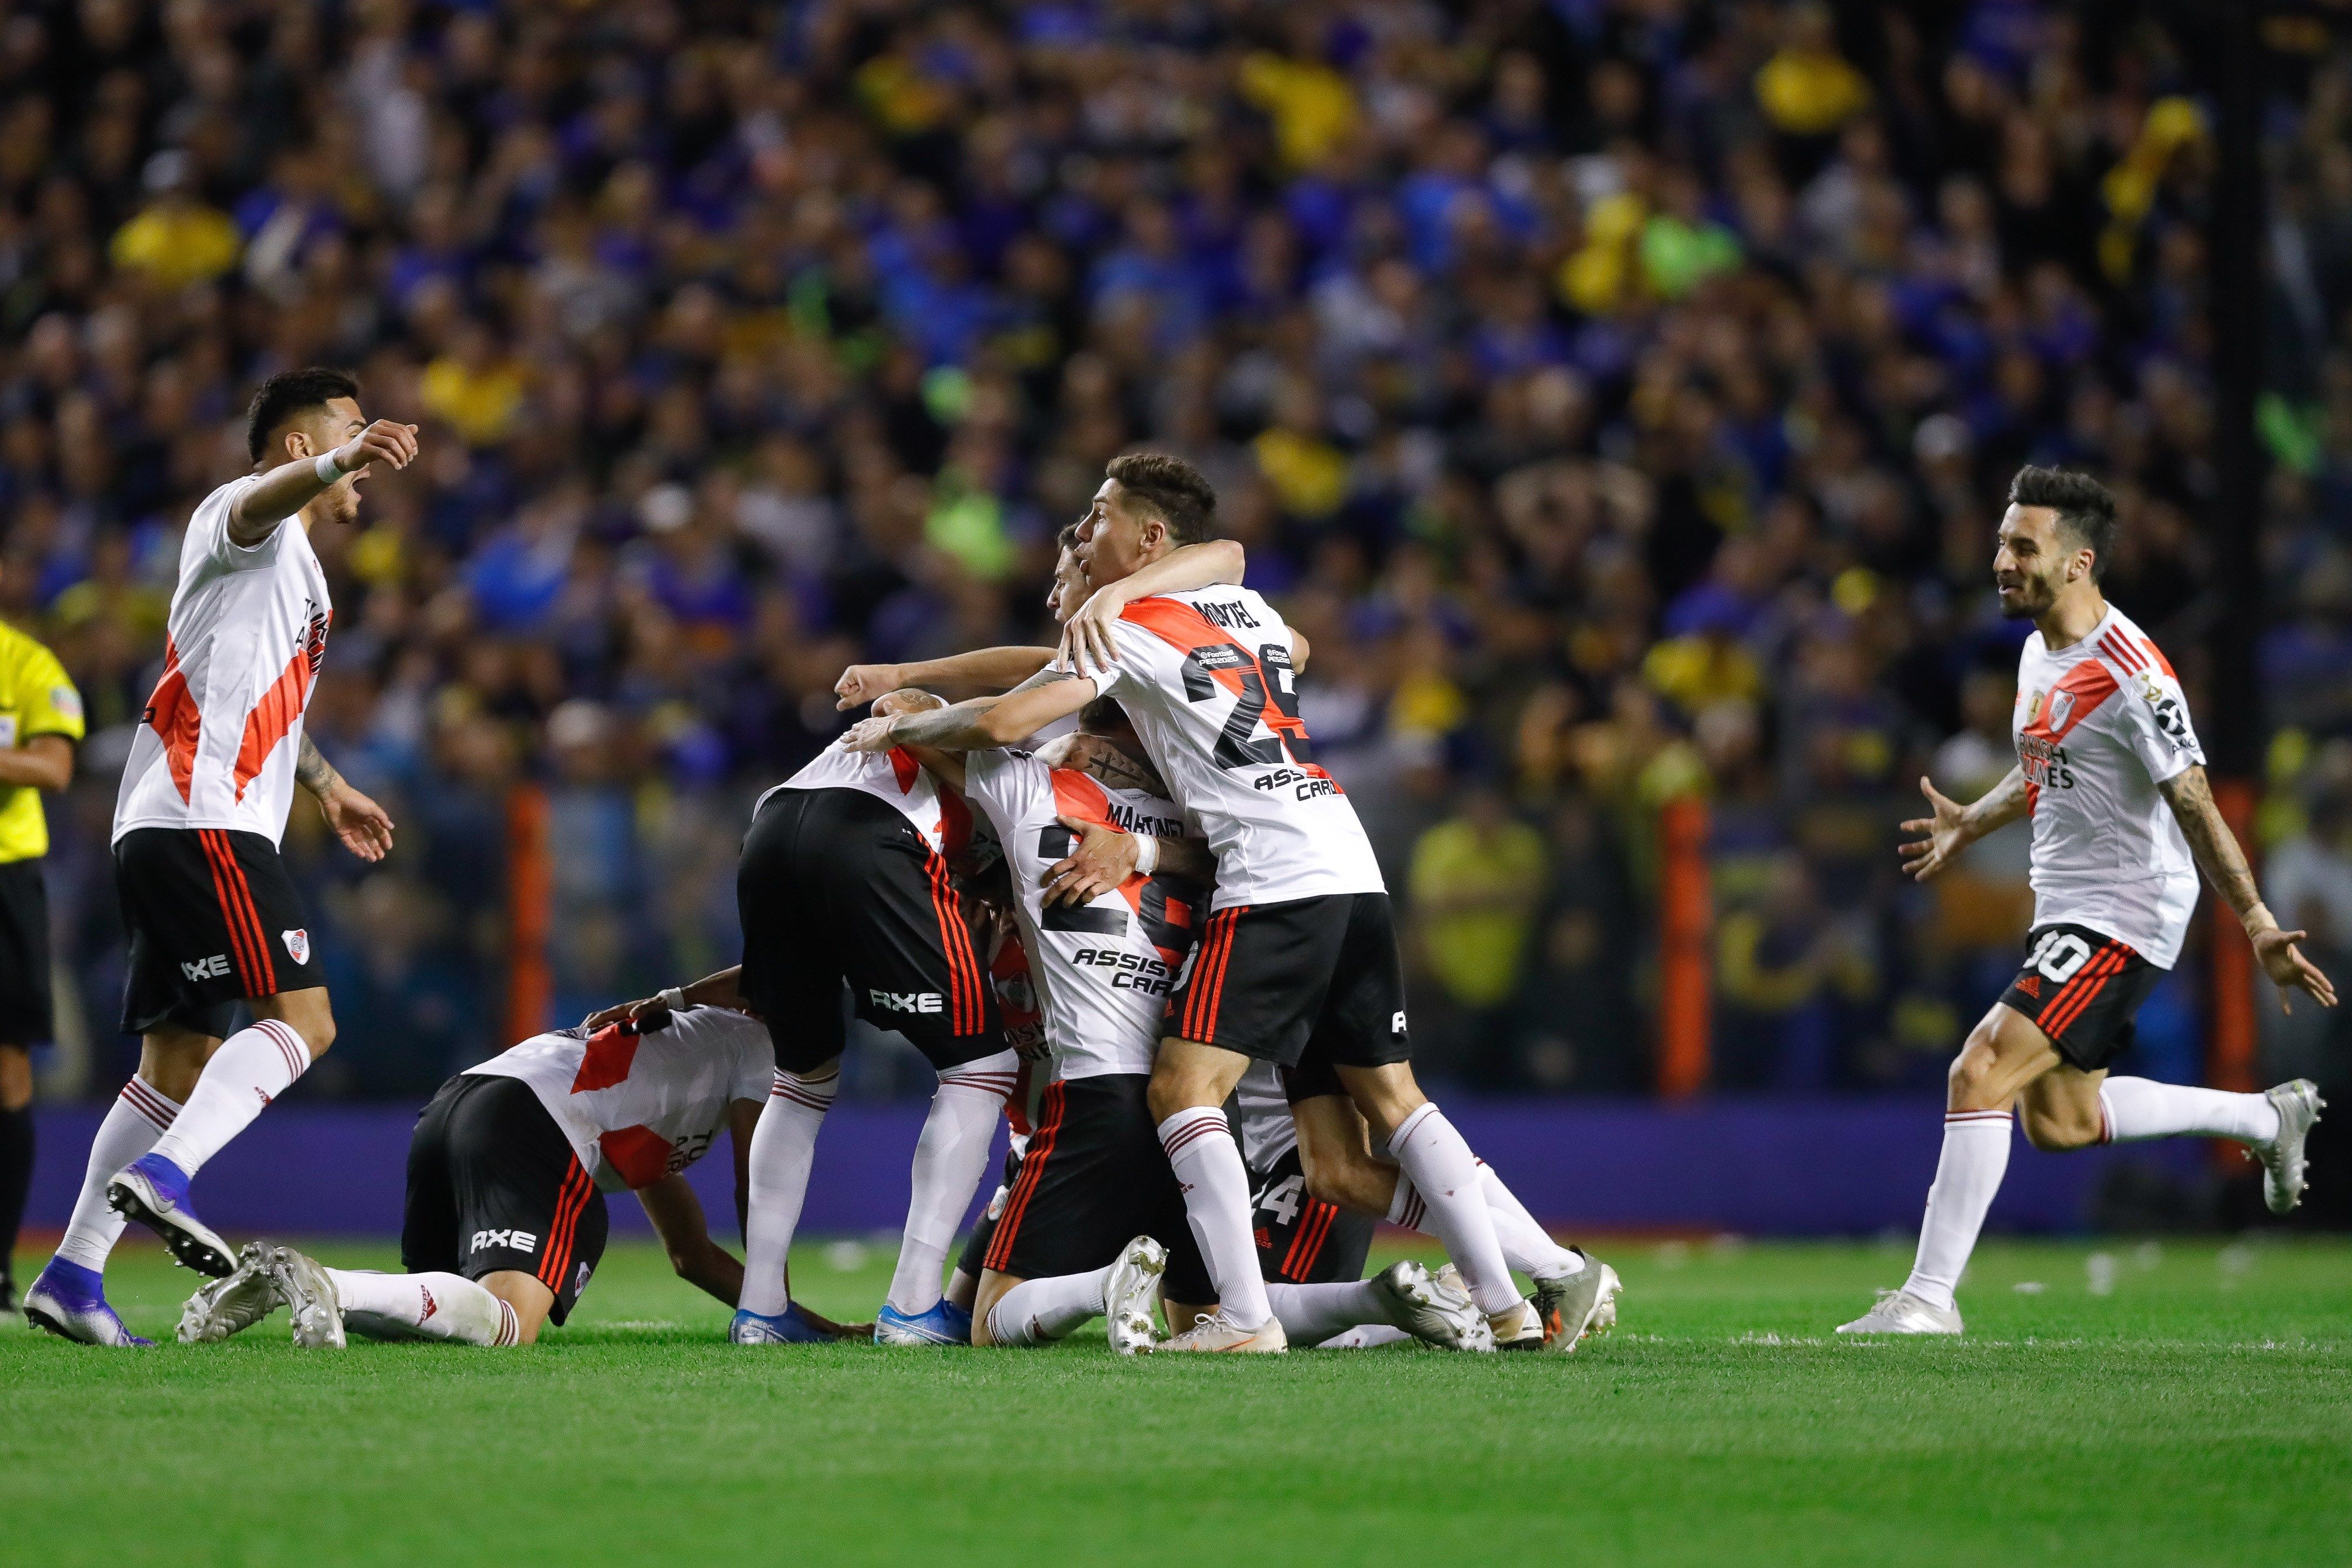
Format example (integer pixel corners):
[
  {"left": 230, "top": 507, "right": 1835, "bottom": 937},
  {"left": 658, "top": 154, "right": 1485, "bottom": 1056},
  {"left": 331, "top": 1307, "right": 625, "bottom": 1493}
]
[
  {"left": 843, "top": 453, "right": 1601, "bottom": 1351},
  {"left": 26, "top": 370, "right": 408, "bottom": 1346},
  {"left": 1840, "top": 467, "right": 2334, "bottom": 1336}
]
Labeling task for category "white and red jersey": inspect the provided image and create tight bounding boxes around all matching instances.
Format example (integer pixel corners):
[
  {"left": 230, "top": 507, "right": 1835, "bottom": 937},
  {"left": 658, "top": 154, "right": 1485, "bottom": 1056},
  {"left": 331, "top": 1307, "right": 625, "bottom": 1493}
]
[
  {"left": 1080, "top": 587, "right": 1384, "bottom": 909},
  {"left": 763, "top": 739, "right": 971, "bottom": 855},
  {"left": 960, "top": 748, "right": 1200, "bottom": 1078},
  {"left": 2013, "top": 604, "right": 2206, "bottom": 968},
  {"left": 115, "top": 476, "right": 333, "bottom": 845},
  {"left": 467, "top": 1006, "right": 774, "bottom": 1193}
]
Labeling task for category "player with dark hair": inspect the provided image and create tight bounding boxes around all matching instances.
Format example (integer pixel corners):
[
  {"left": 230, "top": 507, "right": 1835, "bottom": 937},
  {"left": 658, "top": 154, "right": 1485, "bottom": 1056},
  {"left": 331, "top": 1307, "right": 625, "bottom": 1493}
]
[
  {"left": 1841, "top": 467, "right": 2334, "bottom": 1335},
  {"left": 25, "top": 369, "right": 414, "bottom": 1346},
  {"left": 843, "top": 455, "right": 1616, "bottom": 1352}
]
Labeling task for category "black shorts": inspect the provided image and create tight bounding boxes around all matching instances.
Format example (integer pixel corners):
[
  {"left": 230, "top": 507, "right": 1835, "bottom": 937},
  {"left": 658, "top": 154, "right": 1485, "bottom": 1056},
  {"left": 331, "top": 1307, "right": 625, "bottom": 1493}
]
[
  {"left": 2000, "top": 924, "right": 2167, "bottom": 1074},
  {"left": 114, "top": 827, "right": 325, "bottom": 1037},
  {"left": 1250, "top": 1145, "right": 1376, "bottom": 1285},
  {"left": 1166, "top": 892, "right": 1411, "bottom": 1075},
  {"left": 400, "top": 1072, "right": 608, "bottom": 1327},
  {"left": 0, "top": 859, "right": 51, "bottom": 1044},
  {"left": 738, "top": 787, "right": 1000, "bottom": 1075},
  {"left": 982, "top": 1074, "right": 1214, "bottom": 1305}
]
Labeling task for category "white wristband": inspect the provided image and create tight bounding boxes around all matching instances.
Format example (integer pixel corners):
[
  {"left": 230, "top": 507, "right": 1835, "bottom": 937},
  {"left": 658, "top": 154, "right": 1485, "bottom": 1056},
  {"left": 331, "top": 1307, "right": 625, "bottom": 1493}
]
[
  {"left": 656, "top": 986, "right": 689, "bottom": 1014},
  {"left": 1132, "top": 835, "right": 1158, "bottom": 877},
  {"left": 314, "top": 452, "right": 348, "bottom": 484}
]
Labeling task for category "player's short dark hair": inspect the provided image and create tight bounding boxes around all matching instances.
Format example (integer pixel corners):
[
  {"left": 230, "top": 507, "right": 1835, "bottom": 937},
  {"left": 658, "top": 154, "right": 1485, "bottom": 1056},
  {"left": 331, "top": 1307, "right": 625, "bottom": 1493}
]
[
  {"left": 2007, "top": 466, "right": 2117, "bottom": 581},
  {"left": 246, "top": 367, "right": 359, "bottom": 462},
  {"left": 1078, "top": 697, "right": 1131, "bottom": 735},
  {"left": 1105, "top": 452, "right": 1217, "bottom": 546},
  {"left": 1055, "top": 521, "right": 1081, "bottom": 551}
]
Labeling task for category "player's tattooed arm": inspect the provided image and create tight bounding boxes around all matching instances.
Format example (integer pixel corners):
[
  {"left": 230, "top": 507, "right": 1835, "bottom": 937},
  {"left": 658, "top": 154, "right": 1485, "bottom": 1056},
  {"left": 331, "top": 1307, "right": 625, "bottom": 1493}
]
[
  {"left": 231, "top": 420, "right": 420, "bottom": 543},
  {"left": 841, "top": 668, "right": 1095, "bottom": 755},
  {"left": 297, "top": 734, "right": 396, "bottom": 862},
  {"left": 1899, "top": 767, "right": 2028, "bottom": 881},
  {"left": 2160, "top": 765, "right": 2338, "bottom": 1012}
]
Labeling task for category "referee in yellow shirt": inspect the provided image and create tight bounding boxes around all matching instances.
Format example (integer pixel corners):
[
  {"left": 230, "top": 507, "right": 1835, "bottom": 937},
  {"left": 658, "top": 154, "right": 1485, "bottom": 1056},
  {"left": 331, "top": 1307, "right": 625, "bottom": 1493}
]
[{"left": 0, "top": 576, "right": 81, "bottom": 1319}]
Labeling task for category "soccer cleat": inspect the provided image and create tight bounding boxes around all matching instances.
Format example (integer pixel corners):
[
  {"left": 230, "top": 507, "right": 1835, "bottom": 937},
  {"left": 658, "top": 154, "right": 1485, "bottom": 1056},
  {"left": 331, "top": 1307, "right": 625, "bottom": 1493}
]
[
  {"left": 107, "top": 1153, "right": 234, "bottom": 1278},
  {"left": 265, "top": 1245, "right": 345, "bottom": 1349},
  {"left": 22, "top": 1258, "right": 152, "bottom": 1348},
  {"left": 1369, "top": 1259, "right": 1493, "bottom": 1351},
  {"left": 179, "top": 1242, "right": 283, "bottom": 1343},
  {"left": 1103, "top": 1235, "right": 1168, "bottom": 1355},
  {"left": 729, "top": 1303, "right": 836, "bottom": 1345},
  {"left": 1836, "top": 1288, "right": 1963, "bottom": 1335},
  {"left": 1488, "top": 1296, "right": 1546, "bottom": 1350},
  {"left": 1145, "top": 1309, "right": 1288, "bottom": 1353},
  {"left": 2256, "top": 1079, "right": 2325, "bottom": 1214},
  {"left": 1532, "top": 1250, "right": 1623, "bottom": 1353},
  {"left": 874, "top": 1298, "right": 974, "bottom": 1346}
]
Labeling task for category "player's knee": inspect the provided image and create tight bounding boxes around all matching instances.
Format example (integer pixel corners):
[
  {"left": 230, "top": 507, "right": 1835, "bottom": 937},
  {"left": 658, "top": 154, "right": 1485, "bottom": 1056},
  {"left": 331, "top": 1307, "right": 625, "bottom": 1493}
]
[
  {"left": 2020, "top": 1104, "right": 2100, "bottom": 1152},
  {"left": 1945, "top": 1039, "right": 2001, "bottom": 1106}
]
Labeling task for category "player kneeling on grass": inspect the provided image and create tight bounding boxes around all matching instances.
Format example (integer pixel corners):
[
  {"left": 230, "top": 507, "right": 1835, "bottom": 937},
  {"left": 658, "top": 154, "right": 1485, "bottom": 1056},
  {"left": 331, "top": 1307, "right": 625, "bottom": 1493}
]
[
  {"left": 181, "top": 1006, "right": 856, "bottom": 1348},
  {"left": 1842, "top": 467, "right": 2334, "bottom": 1337}
]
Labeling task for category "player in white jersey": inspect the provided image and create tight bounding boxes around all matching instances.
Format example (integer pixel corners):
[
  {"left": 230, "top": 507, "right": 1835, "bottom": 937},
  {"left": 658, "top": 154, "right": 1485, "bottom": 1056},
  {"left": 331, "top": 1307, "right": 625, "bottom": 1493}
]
[
  {"left": 179, "top": 1006, "right": 861, "bottom": 1348},
  {"left": 1842, "top": 467, "right": 2336, "bottom": 1336},
  {"left": 26, "top": 369, "right": 415, "bottom": 1348},
  {"left": 842, "top": 453, "right": 1604, "bottom": 1352}
]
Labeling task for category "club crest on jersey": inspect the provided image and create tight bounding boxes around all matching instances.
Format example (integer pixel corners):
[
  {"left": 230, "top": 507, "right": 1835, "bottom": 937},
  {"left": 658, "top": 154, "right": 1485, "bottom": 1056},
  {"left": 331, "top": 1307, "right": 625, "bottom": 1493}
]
[
  {"left": 2045, "top": 690, "right": 2074, "bottom": 730},
  {"left": 282, "top": 928, "right": 310, "bottom": 965}
]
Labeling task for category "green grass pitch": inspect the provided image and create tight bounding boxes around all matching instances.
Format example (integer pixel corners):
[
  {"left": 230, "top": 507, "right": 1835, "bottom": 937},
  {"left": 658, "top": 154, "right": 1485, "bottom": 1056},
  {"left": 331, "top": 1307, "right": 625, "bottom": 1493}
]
[{"left": 6, "top": 1234, "right": 2347, "bottom": 1566}]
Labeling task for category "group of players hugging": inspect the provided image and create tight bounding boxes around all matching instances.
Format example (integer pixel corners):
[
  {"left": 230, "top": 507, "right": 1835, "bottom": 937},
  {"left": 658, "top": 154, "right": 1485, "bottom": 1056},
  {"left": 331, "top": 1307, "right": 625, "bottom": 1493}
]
[{"left": 22, "top": 369, "right": 2334, "bottom": 1354}]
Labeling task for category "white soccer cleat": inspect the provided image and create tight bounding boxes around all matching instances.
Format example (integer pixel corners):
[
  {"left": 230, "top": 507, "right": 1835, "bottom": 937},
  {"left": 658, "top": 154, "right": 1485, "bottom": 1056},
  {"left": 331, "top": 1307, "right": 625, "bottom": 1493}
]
[
  {"left": 1531, "top": 1250, "right": 1622, "bottom": 1353},
  {"left": 264, "top": 1245, "right": 346, "bottom": 1349},
  {"left": 178, "top": 1243, "right": 283, "bottom": 1344},
  {"left": 1145, "top": 1309, "right": 1288, "bottom": 1353},
  {"left": 2256, "top": 1080, "right": 2326, "bottom": 1214},
  {"left": 1369, "top": 1259, "right": 1492, "bottom": 1351},
  {"left": 1836, "top": 1288, "right": 1962, "bottom": 1335},
  {"left": 1103, "top": 1235, "right": 1167, "bottom": 1355}
]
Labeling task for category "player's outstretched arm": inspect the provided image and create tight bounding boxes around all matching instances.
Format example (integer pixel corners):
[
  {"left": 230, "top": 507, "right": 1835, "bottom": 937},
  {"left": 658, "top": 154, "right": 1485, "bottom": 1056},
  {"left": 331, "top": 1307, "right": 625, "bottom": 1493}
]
[
  {"left": 1898, "top": 767, "right": 2027, "bottom": 881},
  {"left": 836, "top": 647, "right": 1058, "bottom": 711},
  {"left": 1062, "top": 539, "right": 1247, "bottom": 673},
  {"left": 295, "top": 734, "right": 394, "bottom": 862},
  {"left": 2160, "top": 765, "right": 2339, "bottom": 1012},
  {"left": 230, "top": 419, "right": 419, "bottom": 544},
  {"left": 579, "top": 966, "right": 746, "bottom": 1032},
  {"left": 637, "top": 1172, "right": 744, "bottom": 1307},
  {"left": 841, "top": 669, "right": 1097, "bottom": 757},
  {"left": 1042, "top": 827, "right": 1214, "bottom": 907}
]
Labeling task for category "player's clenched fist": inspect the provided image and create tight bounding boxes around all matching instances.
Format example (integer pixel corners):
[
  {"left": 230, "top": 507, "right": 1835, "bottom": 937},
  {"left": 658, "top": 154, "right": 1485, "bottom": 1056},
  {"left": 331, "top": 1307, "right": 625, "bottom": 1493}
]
[
  {"left": 834, "top": 663, "right": 904, "bottom": 710},
  {"left": 333, "top": 419, "right": 420, "bottom": 475}
]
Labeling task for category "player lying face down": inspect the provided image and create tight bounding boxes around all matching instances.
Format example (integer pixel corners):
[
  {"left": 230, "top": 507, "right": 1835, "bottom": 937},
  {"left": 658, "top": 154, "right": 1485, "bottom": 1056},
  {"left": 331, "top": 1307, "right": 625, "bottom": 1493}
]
[{"left": 178, "top": 1007, "right": 864, "bottom": 1348}]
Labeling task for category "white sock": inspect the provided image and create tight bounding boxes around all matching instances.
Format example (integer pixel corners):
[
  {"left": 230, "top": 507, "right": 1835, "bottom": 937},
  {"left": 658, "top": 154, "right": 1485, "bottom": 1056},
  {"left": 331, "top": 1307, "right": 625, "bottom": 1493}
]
[
  {"left": 55, "top": 1078, "right": 183, "bottom": 1271},
  {"left": 739, "top": 1066, "right": 837, "bottom": 1316},
  {"left": 149, "top": 1019, "right": 309, "bottom": 1176},
  {"left": 1390, "top": 1164, "right": 1585, "bottom": 1281},
  {"left": 888, "top": 1051, "right": 1017, "bottom": 1316},
  {"left": 1318, "top": 1323, "right": 1412, "bottom": 1349},
  {"left": 330, "top": 1269, "right": 519, "bottom": 1346},
  {"left": 2100, "top": 1077, "right": 2280, "bottom": 1145},
  {"left": 1157, "top": 1106, "right": 1272, "bottom": 1329},
  {"left": 1265, "top": 1279, "right": 1385, "bottom": 1344},
  {"left": 1387, "top": 1104, "right": 1519, "bottom": 1315},
  {"left": 1900, "top": 1111, "right": 2013, "bottom": 1311},
  {"left": 984, "top": 1265, "right": 1111, "bottom": 1345}
]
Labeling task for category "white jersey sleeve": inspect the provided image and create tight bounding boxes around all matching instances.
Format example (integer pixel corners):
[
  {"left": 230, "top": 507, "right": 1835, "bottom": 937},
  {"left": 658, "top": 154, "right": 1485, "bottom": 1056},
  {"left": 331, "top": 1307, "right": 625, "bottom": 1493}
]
[
  {"left": 766, "top": 737, "right": 971, "bottom": 855},
  {"left": 1083, "top": 587, "right": 1384, "bottom": 909},
  {"left": 963, "top": 748, "right": 1198, "bottom": 1079},
  {"left": 2101, "top": 633, "right": 2204, "bottom": 786},
  {"left": 467, "top": 1007, "right": 775, "bottom": 1192}
]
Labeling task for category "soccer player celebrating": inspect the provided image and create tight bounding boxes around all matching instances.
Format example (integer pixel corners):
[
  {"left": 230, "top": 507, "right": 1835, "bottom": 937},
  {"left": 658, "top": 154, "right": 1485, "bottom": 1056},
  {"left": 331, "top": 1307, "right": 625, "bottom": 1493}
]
[
  {"left": 25, "top": 369, "right": 409, "bottom": 1347},
  {"left": 1840, "top": 467, "right": 2335, "bottom": 1336},
  {"left": 0, "top": 564, "right": 83, "bottom": 1322},
  {"left": 178, "top": 1007, "right": 858, "bottom": 1348},
  {"left": 843, "top": 454, "right": 1598, "bottom": 1351}
]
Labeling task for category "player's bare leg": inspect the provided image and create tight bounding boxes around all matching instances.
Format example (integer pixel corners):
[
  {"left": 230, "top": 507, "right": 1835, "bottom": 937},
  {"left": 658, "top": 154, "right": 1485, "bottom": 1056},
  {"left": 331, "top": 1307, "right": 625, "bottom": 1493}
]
[
  {"left": 106, "top": 989, "right": 336, "bottom": 1279},
  {"left": 1146, "top": 1038, "right": 1284, "bottom": 1350}
]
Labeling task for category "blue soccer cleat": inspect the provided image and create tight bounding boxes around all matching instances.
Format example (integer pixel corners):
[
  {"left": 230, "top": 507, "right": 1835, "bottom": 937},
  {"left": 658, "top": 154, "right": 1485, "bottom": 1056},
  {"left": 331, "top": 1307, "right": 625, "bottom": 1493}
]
[
  {"left": 729, "top": 1302, "right": 836, "bottom": 1345},
  {"left": 23, "top": 1258, "right": 153, "bottom": 1348},
  {"left": 873, "top": 1298, "right": 972, "bottom": 1346},
  {"left": 108, "top": 1152, "right": 235, "bottom": 1278}
]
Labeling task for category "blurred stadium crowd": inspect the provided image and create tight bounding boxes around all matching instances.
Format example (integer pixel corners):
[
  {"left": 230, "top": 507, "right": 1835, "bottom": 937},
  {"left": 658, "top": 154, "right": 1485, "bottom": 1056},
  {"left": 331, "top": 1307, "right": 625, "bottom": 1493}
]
[{"left": 4, "top": 0, "right": 2352, "bottom": 1101}]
